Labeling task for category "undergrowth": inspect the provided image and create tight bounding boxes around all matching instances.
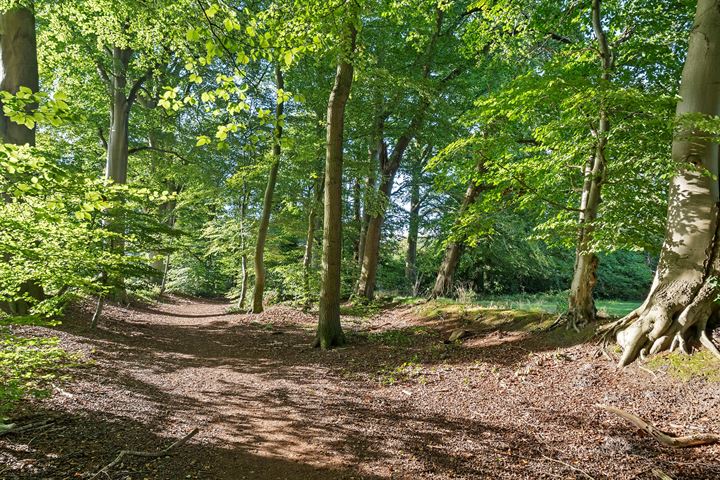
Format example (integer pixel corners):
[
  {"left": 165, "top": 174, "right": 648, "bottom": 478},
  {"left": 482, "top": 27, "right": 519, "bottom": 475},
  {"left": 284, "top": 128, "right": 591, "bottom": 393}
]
[{"left": 0, "top": 330, "right": 81, "bottom": 419}]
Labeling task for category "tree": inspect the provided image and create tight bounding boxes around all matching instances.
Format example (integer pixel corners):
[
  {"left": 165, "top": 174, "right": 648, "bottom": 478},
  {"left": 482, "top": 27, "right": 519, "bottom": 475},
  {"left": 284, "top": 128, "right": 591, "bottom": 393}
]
[
  {"left": 314, "top": 14, "right": 357, "bottom": 349},
  {"left": 356, "top": 6, "right": 459, "bottom": 300},
  {"left": 0, "top": 4, "right": 43, "bottom": 314},
  {"left": 606, "top": 0, "right": 720, "bottom": 366},
  {"left": 252, "top": 65, "right": 285, "bottom": 313},
  {"left": 0, "top": 6, "right": 37, "bottom": 146},
  {"left": 430, "top": 165, "right": 482, "bottom": 298},
  {"left": 565, "top": 0, "right": 615, "bottom": 329}
]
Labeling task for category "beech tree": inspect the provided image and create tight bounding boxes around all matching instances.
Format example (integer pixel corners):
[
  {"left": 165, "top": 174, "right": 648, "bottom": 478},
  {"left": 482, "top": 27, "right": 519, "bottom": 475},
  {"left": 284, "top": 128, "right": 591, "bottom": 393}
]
[
  {"left": 252, "top": 66, "right": 284, "bottom": 313},
  {"left": 355, "top": 4, "right": 464, "bottom": 300},
  {"left": 606, "top": 0, "right": 720, "bottom": 365},
  {"left": 315, "top": 12, "right": 357, "bottom": 349},
  {"left": 0, "top": 4, "right": 43, "bottom": 314}
]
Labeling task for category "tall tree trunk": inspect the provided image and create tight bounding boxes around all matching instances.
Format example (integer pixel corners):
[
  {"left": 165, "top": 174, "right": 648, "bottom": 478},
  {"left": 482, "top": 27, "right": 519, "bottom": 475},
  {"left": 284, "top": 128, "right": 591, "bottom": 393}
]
[
  {"left": 303, "top": 174, "right": 323, "bottom": 308},
  {"left": 99, "top": 45, "right": 150, "bottom": 303},
  {"left": 357, "top": 116, "right": 381, "bottom": 266},
  {"left": 104, "top": 48, "right": 132, "bottom": 302},
  {"left": 566, "top": 0, "right": 613, "bottom": 329},
  {"left": 405, "top": 148, "right": 428, "bottom": 289},
  {"left": 356, "top": 141, "right": 393, "bottom": 300},
  {"left": 429, "top": 177, "right": 481, "bottom": 298},
  {"left": 356, "top": 9, "right": 450, "bottom": 300},
  {"left": 238, "top": 185, "right": 249, "bottom": 309},
  {"left": 314, "top": 20, "right": 357, "bottom": 349},
  {"left": 106, "top": 47, "right": 131, "bottom": 185},
  {"left": 0, "top": 7, "right": 43, "bottom": 315},
  {"left": 606, "top": 0, "right": 720, "bottom": 366},
  {"left": 0, "top": 8, "right": 37, "bottom": 146},
  {"left": 352, "top": 178, "right": 361, "bottom": 262},
  {"left": 252, "top": 66, "right": 284, "bottom": 313}
]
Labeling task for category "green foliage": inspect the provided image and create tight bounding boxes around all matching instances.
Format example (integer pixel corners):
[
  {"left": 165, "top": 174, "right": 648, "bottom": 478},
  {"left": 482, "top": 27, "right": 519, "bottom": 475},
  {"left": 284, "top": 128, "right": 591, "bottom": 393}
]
[
  {"left": 0, "top": 331, "right": 80, "bottom": 417},
  {"left": 0, "top": 144, "right": 177, "bottom": 316}
]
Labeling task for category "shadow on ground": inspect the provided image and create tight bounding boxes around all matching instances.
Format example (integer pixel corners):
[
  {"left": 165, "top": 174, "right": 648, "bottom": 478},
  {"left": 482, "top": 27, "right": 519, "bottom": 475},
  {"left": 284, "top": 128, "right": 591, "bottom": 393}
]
[{"left": 1, "top": 297, "right": 719, "bottom": 479}]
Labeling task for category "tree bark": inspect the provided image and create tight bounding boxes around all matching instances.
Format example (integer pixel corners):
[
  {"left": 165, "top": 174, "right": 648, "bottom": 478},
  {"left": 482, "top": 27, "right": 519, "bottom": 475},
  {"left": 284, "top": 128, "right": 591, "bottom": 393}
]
[
  {"left": 315, "top": 20, "right": 357, "bottom": 349},
  {"left": 252, "top": 66, "right": 284, "bottom": 313},
  {"left": 429, "top": 177, "right": 481, "bottom": 298},
  {"left": 356, "top": 9, "right": 448, "bottom": 300},
  {"left": 566, "top": 0, "right": 613, "bottom": 329},
  {"left": 0, "top": 7, "right": 43, "bottom": 315},
  {"left": 100, "top": 45, "right": 150, "bottom": 302},
  {"left": 605, "top": 0, "right": 720, "bottom": 366},
  {"left": 303, "top": 173, "right": 323, "bottom": 308},
  {"left": 405, "top": 147, "right": 430, "bottom": 289},
  {"left": 352, "top": 178, "right": 362, "bottom": 262},
  {"left": 0, "top": 7, "right": 37, "bottom": 146},
  {"left": 106, "top": 47, "right": 132, "bottom": 185},
  {"left": 238, "top": 185, "right": 249, "bottom": 309},
  {"left": 357, "top": 114, "right": 381, "bottom": 266}
]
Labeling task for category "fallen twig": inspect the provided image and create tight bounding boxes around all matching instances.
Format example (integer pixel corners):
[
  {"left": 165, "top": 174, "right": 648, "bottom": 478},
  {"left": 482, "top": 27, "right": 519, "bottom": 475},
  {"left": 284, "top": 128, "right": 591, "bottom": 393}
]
[
  {"left": 484, "top": 445, "right": 595, "bottom": 480},
  {"left": 596, "top": 404, "right": 720, "bottom": 448},
  {"left": 90, "top": 427, "right": 199, "bottom": 479},
  {"left": 652, "top": 468, "right": 674, "bottom": 480},
  {"left": 0, "top": 419, "right": 54, "bottom": 436}
]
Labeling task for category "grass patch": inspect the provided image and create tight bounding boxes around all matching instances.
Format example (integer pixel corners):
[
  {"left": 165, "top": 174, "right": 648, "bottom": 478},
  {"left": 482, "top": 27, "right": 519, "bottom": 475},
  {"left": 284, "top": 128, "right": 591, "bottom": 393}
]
[
  {"left": 404, "top": 293, "right": 640, "bottom": 319},
  {"left": 645, "top": 350, "right": 720, "bottom": 382},
  {"left": 340, "top": 301, "right": 382, "bottom": 318}
]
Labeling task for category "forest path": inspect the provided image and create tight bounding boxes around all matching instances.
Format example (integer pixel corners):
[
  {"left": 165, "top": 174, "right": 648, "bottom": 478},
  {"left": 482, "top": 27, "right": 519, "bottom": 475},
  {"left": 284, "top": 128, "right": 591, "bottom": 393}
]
[{"left": 2, "top": 296, "right": 720, "bottom": 479}]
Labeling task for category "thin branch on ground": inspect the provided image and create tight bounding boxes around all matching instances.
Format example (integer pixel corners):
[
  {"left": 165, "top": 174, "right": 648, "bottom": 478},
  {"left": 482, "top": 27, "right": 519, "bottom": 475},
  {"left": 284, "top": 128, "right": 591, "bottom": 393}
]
[
  {"left": 90, "top": 427, "right": 199, "bottom": 479},
  {"left": 596, "top": 404, "right": 720, "bottom": 448},
  {"left": 0, "top": 419, "right": 54, "bottom": 436}
]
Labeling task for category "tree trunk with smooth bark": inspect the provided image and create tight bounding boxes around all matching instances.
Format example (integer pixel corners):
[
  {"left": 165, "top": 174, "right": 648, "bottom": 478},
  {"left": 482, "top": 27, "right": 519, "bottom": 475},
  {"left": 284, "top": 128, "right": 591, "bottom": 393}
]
[
  {"left": 252, "top": 66, "right": 284, "bottom": 313},
  {"left": 0, "top": 8, "right": 37, "bottom": 146},
  {"left": 315, "top": 21, "right": 356, "bottom": 349},
  {"left": 99, "top": 45, "right": 150, "bottom": 303},
  {"left": 356, "top": 9, "right": 449, "bottom": 300},
  {"left": 405, "top": 148, "right": 429, "bottom": 289},
  {"left": 566, "top": 0, "right": 613, "bottom": 329},
  {"left": 429, "top": 178, "right": 481, "bottom": 298},
  {"left": 237, "top": 186, "right": 249, "bottom": 309},
  {"left": 0, "top": 7, "right": 43, "bottom": 315},
  {"left": 303, "top": 173, "right": 323, "bottom": 308},
  {"left": 604, "top": 0, "right": 720, "bottom": 366},
  {"left": 352, "top": 178, "right": 362, "bottom": 262}
]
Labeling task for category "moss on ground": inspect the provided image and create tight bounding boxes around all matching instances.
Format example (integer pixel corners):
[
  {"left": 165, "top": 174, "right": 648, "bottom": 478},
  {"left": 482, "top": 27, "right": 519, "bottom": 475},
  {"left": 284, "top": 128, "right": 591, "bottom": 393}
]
[{"left": 645, "top": 350, "right": 720, "bottom": 382}]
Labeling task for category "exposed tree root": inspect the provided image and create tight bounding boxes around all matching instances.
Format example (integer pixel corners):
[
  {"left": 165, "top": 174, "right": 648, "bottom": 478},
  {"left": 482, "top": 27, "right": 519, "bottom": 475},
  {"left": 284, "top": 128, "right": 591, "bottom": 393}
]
[
  {"left": 596, "top": 404, "right": 720, "bottom": 448},
  {"left": 547, "top": 311, "right": 584, "bottom": 332},
  {"left": 90, "top": 427, "right": 199, "bottom": 479},
  {"left": 597, "top": 297, "right": 720, "bottom": 366}
]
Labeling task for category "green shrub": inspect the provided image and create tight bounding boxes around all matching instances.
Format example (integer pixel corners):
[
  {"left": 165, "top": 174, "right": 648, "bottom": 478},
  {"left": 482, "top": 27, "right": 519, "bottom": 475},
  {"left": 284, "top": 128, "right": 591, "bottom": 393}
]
[{"left": 0, "top": 330, "right": 80, "bottom": 418}]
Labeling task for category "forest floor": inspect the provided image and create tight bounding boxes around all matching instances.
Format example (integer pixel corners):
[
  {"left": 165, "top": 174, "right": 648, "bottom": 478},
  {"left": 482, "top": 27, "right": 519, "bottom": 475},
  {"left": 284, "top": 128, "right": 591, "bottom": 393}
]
[{"left": 2, "top": 295, "right": 720, "bottom": 480}]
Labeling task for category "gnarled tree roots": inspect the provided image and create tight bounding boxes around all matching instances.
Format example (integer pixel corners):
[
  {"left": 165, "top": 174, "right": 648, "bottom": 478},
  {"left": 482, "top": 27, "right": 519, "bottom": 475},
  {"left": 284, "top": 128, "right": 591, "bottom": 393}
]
[{"left": 599, "top": 292, "right": 720, "bottom": 366}]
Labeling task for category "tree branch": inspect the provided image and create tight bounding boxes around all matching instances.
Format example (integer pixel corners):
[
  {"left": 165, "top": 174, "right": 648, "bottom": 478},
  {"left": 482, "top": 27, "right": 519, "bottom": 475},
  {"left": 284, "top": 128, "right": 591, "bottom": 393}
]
[
  {"left": 596, "top": 404, "right": 720, "bottom": 448},
  {"left": 127, "top": 68, "right": 153, "bottom": 107},
  {"left": 90, "top": 428, "right": 199, "bottom": 480},
  {"left": 98, "top": 127, "right": 108, "bottom": 150},
  {"left": 128, "top": 145, "right": 191, "bottom": 164},
  {"left": 96, "top": 61, "right": 111, "bottom": 86}
]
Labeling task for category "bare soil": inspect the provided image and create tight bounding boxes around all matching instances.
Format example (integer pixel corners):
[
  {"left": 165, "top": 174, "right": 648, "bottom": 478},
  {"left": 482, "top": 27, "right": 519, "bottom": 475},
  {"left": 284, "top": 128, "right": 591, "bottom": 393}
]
[{"left": 1, "top": 296, "right": 719, "bottom": 479}]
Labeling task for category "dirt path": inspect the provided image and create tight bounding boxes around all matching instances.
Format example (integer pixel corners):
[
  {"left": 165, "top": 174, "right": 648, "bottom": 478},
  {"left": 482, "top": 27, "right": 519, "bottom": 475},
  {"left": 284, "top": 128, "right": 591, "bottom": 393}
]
[{"left": 2, "top": 296, "right": 720, "bottom": 479}]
